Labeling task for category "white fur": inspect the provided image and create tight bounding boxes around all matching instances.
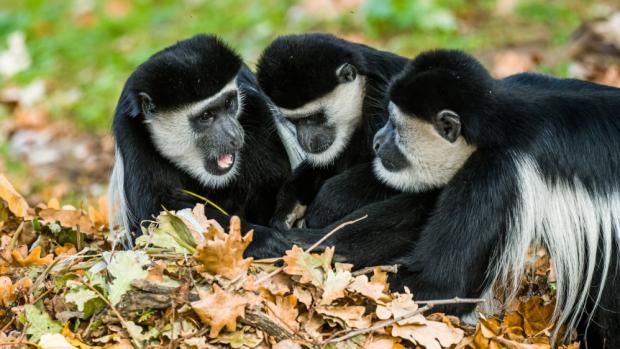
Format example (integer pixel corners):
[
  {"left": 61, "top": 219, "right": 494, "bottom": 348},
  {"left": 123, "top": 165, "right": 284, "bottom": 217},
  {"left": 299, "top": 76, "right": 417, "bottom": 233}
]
[
  {"left": 373, "top": 103, "right": 476, "bottom": 192},
  {"left": 144, "top": 78, "right": 241, "bottom": 188},
  {"left": 268, "top": 103, "right": 307, "bottom": 169},
  {"left": 488, "top": 154, "right": 619, "bottom": 340},
  {"left": 107, "top": 146, "right": 135, "bottom": 249},
  {"left": 278, "top": 72, "right": 366, "bottom": 166}
]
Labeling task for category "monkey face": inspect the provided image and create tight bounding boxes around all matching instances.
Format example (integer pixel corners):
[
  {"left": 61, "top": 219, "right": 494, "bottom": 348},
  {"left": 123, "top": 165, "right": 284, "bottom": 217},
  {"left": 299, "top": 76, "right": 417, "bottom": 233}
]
[
  {"left": 144, "top": 78, "right": 245, "bottom": 188},
  {"left": 372, "top": 102, "right": 476, "bottom": 192},
  {"left": 277, "top": 63, "right": 366, "bottom": 166}
]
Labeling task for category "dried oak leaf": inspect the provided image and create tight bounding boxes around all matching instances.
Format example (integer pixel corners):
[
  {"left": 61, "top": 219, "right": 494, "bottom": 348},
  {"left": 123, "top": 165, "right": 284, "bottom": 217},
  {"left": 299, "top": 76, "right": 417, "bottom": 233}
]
[
  {"left": 376, "top": 292, "right": 425, "bottom": 325},
  {"left": 320, "top": 269, "right": 352, "bottom": 305},
  {"left": 316, "top": 305, "right": 371, "bottom": 329},
  {"left": 145, "top": 260, "right": 166, "bottom": 283},
  {"left": 282, "top": 245, "right": 334, "bottom": 287},
  {"left": 39, "top": 207, "right": 95, "bottom": 234},
  {"left": 54, "top": 243, "right": 77, "bottom": 256},
  {"left": 0, "top": 173, "right": 30, "bottom": 218},
  {"left": 191, "top": 284, "right": 247, "bottom": 337},
  {"left": 347, "top": 274, "right": 389, "bottom": 303},
  {"left": 266, "top": 295, "right": 300, "bottom": 332},
  {"left": 519, "top": 296, "right": 554, "bottom": 337},
  {"left": 392, "top": 321, "right": 464, "bottom": 349},
  {"left": 0, "top": 276, "right": 32, "bottom": 306},
  {"left": 87, "top": 195, "right": 108, "bottom": 228},
  {"left": 194, "top": 216, "right": 253, "bottom": 280},
  {"left": 363, "top": 335, "right": 404, "bottom": 349},
  {"left": 11, "top": 245, "right": 53, "bottom": 267},
  {"left": 370, "top": 267, "right": 390, "bottom": 292}
]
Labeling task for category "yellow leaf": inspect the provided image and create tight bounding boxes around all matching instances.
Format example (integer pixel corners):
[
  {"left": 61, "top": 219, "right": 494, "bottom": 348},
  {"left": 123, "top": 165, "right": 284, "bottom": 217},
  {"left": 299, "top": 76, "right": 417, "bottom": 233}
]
[
  {"left": 87, "top": 195, "right": 108, "bottom": 227},
  {"left": 54, "top": 243, "right": 77, "bottom": 256},
  {"left": 11, "top": 245, "right": 54, "bottom": 267},
  {"left": 193, "top": 216, "right": 253, "bottom": 280},
  {"left": 191, "top": 284, "right": 247, "bottom": 337},
  {"left": 0, "top": 173, "right": 30, "bottom": 218},
  {"left": 370, "top": 267, "right": 390, "bottom": 292},
  {"left": 0, "top": 276, "right": 32, "bottom": 306}
]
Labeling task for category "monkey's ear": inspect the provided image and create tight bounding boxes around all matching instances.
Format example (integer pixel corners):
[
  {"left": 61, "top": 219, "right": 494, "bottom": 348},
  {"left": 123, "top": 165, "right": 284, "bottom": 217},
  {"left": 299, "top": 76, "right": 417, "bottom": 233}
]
[
  {"left": 433, "top": 110, "right": 461, "bottom": 143},
  {"left": 336, "top": 63, "right": 357, "bottom": 83},
  {"left": 138, "top": 92, "right": 155, "bottom": 118}
]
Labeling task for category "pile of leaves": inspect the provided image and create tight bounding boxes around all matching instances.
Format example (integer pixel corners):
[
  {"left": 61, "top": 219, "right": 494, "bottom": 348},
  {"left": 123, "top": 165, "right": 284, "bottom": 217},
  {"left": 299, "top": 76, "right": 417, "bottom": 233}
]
[{"left": 0, "top": 173, "right": 579, "bottom": 348}]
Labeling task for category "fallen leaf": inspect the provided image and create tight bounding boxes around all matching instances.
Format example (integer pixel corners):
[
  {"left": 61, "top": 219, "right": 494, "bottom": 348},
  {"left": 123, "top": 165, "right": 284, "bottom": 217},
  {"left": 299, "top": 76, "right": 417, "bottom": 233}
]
[
  {"left": 348, "top": 274, "right": 389, "bottom": 303},
  {"left": 0, "top": 173, "right": 30, "bottom": 218},
  {"left": 392, "top": 321, "right": 464, "bottom": 349},
  {"left": 194, "top": 216, "right": 253, "bottom": 280},
  {"left": 54, "top": 243, "right": 77, "bottom": 256},
  {"left": 376, "top": 292, "right": 425, "bottom": 325},
  {"left": 87, "top": 195, "right": 108, "bottom": 227},
  {"left": 283, "top": 246, "right": 334, "bottom": 287},
  {"left": 39, "top": 207, "right": 95, "bottom": 234},
  {"left": 191, "top": 284, "right": 247, "bottom": 337},
  {"left": 39, "top": 333, "right": 76, "bottom": 349},
  {"left": 266, "top": 295, "right": 300, "bottom": 332},
  {"left": 211, "top": 328, "right": 262, "bottom": 348},
  {"left": 320, "top": 269, "right": 351, "bottom": 305},
  {"left": 317, "top": 305, "right": 371, "bottom": 329},
  {"left": 0, "top": 276, "right": 32, "bottom": 306},
  {"left": 105, "top": 251, "right": 149, "bottom": 305},
  {"left": 145, "top": 261, "right": 166, "bottom": 283},
  {"left": 24, "top": 303, "right": 62, "bottom": 342},
  {"left": 12, "top": 245, "right": 54, "bottom": 267}
]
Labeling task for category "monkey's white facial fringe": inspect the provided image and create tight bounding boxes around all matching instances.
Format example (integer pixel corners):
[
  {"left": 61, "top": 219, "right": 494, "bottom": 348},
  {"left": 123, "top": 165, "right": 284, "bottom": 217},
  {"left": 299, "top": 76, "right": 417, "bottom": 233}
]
[
  {"left": 107, "top": 147, "right": 134, "bottom": 249},
  {"left": 488, "top": 154, "right": 618, "bottom": 341},
  {"left": 279, "top": 76, "right": 366, "bottom": 167},
  {"left": 145, "top": 78, "right": 242, "bottom": 189},
  {"left": 373, "top": 104, "right": 476, "bottom": 192}
]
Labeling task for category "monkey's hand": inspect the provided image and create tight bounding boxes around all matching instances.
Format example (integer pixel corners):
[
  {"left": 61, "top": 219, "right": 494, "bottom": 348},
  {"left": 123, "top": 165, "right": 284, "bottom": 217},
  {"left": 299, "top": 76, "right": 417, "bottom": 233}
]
[{"left": 270, "top": 198, "right": 307, "bottom": 230}]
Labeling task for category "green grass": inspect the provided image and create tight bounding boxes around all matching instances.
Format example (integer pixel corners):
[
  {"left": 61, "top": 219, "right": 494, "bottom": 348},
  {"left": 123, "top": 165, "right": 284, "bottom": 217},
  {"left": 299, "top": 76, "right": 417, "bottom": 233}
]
[{"left": 0, "top": 0, "right": 604, "bottom": 131}]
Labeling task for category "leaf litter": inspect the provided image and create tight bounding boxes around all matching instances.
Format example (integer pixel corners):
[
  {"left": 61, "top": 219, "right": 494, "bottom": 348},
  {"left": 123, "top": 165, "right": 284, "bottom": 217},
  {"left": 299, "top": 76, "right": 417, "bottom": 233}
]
[{"left": 0, "top": 174, "right": 579, "bottom": 348}]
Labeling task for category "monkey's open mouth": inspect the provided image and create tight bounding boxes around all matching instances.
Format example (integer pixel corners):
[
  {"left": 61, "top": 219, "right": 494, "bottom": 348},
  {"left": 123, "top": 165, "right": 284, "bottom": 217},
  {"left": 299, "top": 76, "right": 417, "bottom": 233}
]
[
  {"left": 217, "top": 153, "right": 235, "bottom": 169},
  {"left": 204, "top": 152, "right": 237, "bottom": 175}
]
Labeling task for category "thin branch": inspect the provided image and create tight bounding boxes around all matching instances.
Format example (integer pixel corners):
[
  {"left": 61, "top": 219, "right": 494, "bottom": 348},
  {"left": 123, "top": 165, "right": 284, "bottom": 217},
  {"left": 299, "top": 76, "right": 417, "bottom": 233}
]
[
  {"left": 351, "top": 264, "right": 399, "bottom": 277},
  {"left": 306, "top": 215, "right": 367, "bottom": 253},
  {"left": 324, "top": 297, "right": 485, "bottom": 344}
]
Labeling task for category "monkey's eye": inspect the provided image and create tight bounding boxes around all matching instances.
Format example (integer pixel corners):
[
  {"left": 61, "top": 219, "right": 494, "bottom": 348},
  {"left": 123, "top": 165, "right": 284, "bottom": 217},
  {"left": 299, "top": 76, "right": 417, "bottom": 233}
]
[
  {"left": 199, "top": 110, "right": 215, "bottom": 124},
  {"left": 225, "top": 94, "right": 238, "bottom": 113}
]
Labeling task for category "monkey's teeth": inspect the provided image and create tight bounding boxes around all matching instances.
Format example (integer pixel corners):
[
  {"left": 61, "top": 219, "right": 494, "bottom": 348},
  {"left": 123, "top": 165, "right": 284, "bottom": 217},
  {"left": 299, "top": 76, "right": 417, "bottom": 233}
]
[{"left": 217, "top": 154, "right": 234, "bottom": 169}]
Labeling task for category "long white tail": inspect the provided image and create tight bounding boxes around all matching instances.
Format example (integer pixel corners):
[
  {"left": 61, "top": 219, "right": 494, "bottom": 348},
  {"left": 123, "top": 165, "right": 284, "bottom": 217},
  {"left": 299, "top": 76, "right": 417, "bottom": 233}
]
[{"left": 107, "top": 146, "right": 134, "bottom": 249}]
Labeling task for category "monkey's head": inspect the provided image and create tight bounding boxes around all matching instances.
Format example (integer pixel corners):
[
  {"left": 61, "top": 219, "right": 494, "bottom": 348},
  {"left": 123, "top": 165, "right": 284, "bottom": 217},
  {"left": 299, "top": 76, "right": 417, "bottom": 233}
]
[
  {"left": 257, "top": 33, "right": 367, "bottom": 166},
  {"left": 121, "top": 34, "right": 246, "bottom": 187},
  {"left": 373, "top": 49, "right": 496, "bottom": 192}
]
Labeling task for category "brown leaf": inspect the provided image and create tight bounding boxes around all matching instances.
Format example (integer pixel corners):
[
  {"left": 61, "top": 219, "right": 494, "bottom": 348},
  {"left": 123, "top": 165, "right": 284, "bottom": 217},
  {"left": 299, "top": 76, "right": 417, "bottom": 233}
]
[
  {"left": 520, "top": 296, "right": 554, "bottom": 337},
  {"left": 0, "top": 276, "right": 32, "bottom": 306},
  {"left": 320, "top": 269, "right": 351, "bottom": 305},
  {"left": 11, "top": 245, "right": 53, "bottom": 267},
  {"left": 266, "top": 295, "right": 300, "bottom": 332},
  {"left": 39, "top": 207, "right": 96, "bottom": 234},
  {"left": 193, "top": 216, "right": 253, "bottom": 280},
  {"left": 54, "top": 243, "right": 77, "bottom": 256},
  {"left": 0, "top": 173, "right": 30, "bottom": 218},
  {"left": 370, "top": 267, "right": 390, "bottom": 292},
  {"left": 392, "top": 321, "right": 464, "bottom": 349},
  {"left": 282, "top": 246, "right": 334, "bottom": 287},
  {"left": 87, "top": 195, "right": 108, "bottom": 228},
  {"left": 347, "top": 274, "right": 389, "bottom": 303},
  {"left": 316, "top": 305, "right": 370, "bottom": 329},
  {"left": 191, "top": 284, "right": 247, "bottom": 337},
  {"left": 376, "top": 292, "right": 425, "bottom": 325},
  {"left": 145, "top": 261, "right": 166, "bottom": 283}
]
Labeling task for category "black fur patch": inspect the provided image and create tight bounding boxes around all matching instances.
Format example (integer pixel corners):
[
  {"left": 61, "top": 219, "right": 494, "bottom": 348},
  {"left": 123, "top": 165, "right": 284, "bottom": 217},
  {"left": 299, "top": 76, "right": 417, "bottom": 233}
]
[{"left": 125, "top": 34, "right": 242, "bottom": 114}]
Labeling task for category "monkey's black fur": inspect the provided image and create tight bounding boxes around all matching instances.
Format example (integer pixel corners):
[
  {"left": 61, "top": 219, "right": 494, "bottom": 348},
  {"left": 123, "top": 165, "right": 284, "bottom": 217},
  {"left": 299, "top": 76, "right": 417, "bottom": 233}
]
[
  {"left": 256, "top": 33, "right": 406, "bottom": 229},
  {"left": 112, "top": 34, "right": 290, "bottom": 240},
  {"left": 384, "top": 50, "right": 620, "bottom": 347}
]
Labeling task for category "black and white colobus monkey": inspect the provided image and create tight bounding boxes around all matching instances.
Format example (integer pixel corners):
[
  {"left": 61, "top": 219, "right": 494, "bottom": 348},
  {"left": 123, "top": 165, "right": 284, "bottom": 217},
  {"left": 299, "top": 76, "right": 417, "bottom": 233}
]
[
  {"left": 372, "top": 50, "right": 620, "bottom": 346},
  {"left": 108, "top": 34, "right": 290, "bottom": 247},
  {"left": 255, "top": 33, "right": 406, "bottom": 229}
]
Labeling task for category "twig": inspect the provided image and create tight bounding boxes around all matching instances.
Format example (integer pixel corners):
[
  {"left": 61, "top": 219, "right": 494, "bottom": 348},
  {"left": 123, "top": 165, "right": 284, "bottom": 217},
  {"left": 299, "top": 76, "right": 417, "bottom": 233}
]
[
  {"left": 0, "top": 340, "right": 40, "bottom": 348},
  {"left": 306, "top": 215, "right": 367, "bottom": 253},
  {"left": 254, "top": 215, "right": 368, "bottom": 287},
  {"left": 9, "top": 221, "right": 24, "bottom": 249},
  {"left": 80, "top": 281, "right": 143, "bottom": 349},
  {"left": 351, "top": 264, "right": 399, "bottom": 277},
  {"left": 324, "top": 297, "right": 485, "bottom": 344}
]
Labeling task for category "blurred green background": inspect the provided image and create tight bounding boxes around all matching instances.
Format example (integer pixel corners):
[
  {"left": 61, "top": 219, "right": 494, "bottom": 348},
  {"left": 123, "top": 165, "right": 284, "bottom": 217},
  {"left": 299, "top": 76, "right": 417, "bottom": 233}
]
[
  {"left": 0, "top": 0, "right": 608, "bottom": 130},
  {"left": 0, "top": 0, "right": 618, "bottom": 203}
]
